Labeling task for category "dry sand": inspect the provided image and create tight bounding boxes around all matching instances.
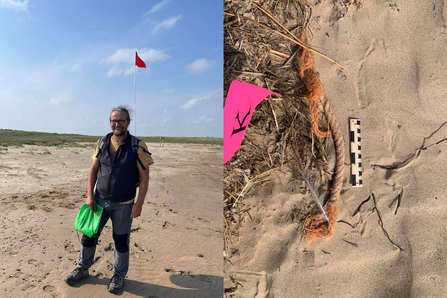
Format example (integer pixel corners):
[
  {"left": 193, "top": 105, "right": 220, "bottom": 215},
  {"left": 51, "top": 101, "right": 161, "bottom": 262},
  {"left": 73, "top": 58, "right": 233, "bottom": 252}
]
[
  {"left": 225, "top": 1, "right": 447, "bottom": 297},
  {"left": 0, "top": 142, "right": 223, "bottom": 298}
]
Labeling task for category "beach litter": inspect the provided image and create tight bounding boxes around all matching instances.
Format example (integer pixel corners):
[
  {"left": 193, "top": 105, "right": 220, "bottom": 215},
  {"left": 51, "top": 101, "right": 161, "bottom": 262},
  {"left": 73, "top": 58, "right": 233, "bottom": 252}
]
[{"left": 224, "top": 0, "right": 345, "bottom": 249}]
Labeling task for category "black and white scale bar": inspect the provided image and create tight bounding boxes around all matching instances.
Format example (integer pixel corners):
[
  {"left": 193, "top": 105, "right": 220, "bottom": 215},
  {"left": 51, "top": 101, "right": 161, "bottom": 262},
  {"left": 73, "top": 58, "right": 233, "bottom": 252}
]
[{"left": 349, "top": 118, "right": 362, "bottom": 187}]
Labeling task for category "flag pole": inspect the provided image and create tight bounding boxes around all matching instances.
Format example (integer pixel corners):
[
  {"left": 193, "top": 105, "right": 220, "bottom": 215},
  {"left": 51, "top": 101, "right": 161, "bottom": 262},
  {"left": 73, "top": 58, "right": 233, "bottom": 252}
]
[
  {"left": 134, "top": 51, "right": 146, "bottom": 137},
  {"left": 134, "top": 61, "right": 137, "bottom": 136}
]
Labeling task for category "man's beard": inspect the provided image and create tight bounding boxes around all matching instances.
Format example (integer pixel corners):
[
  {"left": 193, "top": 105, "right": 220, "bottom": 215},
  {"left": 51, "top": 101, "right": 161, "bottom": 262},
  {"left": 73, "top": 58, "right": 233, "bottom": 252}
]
[{"left": 112, "top": 128, "right": 126, "bottom": 136}]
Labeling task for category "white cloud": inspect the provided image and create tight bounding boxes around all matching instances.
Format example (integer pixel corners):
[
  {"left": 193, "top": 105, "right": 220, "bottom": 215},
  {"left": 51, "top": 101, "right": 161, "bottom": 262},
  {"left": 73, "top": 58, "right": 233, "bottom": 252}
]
[
  {"left": 106, "top": 65, "right": 123, "bottom": 77},
  {"left": 180, "top": 89, "right": 221, "bottom": 110},
  {"left": 0, "top": 0, "right": 28, "bottom": 12},
  {"left": 161, "top": 117, "right": 172, "bottom": 126},
  {"left": 70, "top": 61, "right": 85, "bottom": 72},
  {"left": 49, "top": 96, "right": 71, "bottom": 105},
  {"left": 184, "top": 58, "right": 216, "bottom": 75},
  {"left": 191, "top": 117, "right": 216, "bottom": 124},
  {"left": 152, "top": 15, "right": 181, "bottom": 34},
  {"left": 102, "top": 48, "right": 168, "bottom": 77},
  {"left": 103, "top": 48, "right": 168, "bottom": 65},
  {"left": 144, "top": 0, "right": 172, "bottom": 15},
  {"left": 180, "top": 98, "right": 200, "bottom": 110},
  {"left": 123, "top": 65, "right": 134, "bottom": 76}
]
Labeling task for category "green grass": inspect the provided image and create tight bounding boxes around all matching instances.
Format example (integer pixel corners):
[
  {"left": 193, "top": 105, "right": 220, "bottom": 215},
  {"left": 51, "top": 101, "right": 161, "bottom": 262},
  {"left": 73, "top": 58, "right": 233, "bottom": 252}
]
[
  {"left": 0, "top": 129, "right": 98, "bottom": 147},
  {"left": 0, "top": 129, "right": 223, "bottom": 147},
  {"left": 139, "top": 136, "right": 222, "bottom": 146}
]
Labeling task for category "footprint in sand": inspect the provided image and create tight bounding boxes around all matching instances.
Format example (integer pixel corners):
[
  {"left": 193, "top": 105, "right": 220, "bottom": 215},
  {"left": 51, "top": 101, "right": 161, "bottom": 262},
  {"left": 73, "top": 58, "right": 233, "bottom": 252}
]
[
  {"left": 106, "top": 261, "right": 114, "bottom": 271},
  {"left": 28, "top": 259, "right": 44, "bottom": 268},
  {"left": 131, "top": 226, "right": 141, "bottom": 233},
  {"left": 94, "top": 272, "right": 105, "bottom": 279},
  {"left": 104, "top": 242, "right": 114, "bottom": 252},
  {"left": 230, "top": 271, "right": 270, "bottom": 298},
  {"left": 22, "top": 284, "right": 35, "bottom": 291},
  {"left": 164, "top": 268, "right": 196, "bottom": 276},
  {"left": 301, "top": 249, "right": 315, "bottom": 268},
  {"left": 93, "top": 256, "right": 102, "bottom": 264},
  {"left": 40, "top": 206, "right": 52, "bottom": 213},
  {"left": 385, "top": 118, "right": 401, "bottom": 152},
  {"left": 63, "top": 241, "right": 77, "bottom": 253},
  {"left": 43, "top": 285, "right": 61, "bottom": 298},
  {"left": 27, "top": 204, "right": 37, "bottom": 210},
  {"left": 355, "top": 38, "right": 386, "bottom": 109}
]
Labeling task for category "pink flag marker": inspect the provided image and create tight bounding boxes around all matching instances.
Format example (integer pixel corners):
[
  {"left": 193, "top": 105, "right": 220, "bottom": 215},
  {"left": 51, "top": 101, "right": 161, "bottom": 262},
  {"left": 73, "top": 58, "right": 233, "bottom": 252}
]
[{"left": 224, "top": 80, "right": 281, "bottom": 164}]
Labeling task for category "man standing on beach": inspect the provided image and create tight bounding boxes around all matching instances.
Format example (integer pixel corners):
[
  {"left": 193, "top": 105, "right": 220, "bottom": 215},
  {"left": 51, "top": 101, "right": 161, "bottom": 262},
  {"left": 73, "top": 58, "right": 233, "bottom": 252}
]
[{"left": 64, "top": 105, "right": 154, "bottom": 294}]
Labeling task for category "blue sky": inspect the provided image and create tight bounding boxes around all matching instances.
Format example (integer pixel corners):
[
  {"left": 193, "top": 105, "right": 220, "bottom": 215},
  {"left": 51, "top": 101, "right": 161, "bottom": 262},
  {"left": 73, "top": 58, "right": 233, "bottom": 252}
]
[{"left": 0, "top": 0, "right": 222, "bottom": 137}]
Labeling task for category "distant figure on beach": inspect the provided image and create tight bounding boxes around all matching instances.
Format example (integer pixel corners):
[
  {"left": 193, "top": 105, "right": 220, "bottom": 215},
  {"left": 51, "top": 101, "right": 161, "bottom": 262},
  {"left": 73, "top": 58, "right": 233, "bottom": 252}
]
[{"left": 64, "top": 105, "right": 154, "bottom": 294}]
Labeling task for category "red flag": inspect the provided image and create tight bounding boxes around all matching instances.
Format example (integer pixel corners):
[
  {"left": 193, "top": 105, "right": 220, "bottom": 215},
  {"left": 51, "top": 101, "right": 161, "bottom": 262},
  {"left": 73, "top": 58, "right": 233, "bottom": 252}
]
[{"left": 135, "top": 51, "right": 146, "bottom": 69}]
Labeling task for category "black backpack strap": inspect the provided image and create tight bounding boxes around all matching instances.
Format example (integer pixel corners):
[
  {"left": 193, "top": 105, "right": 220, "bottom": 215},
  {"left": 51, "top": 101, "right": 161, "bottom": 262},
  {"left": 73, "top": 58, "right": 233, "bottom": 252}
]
[
  {"left": 131, "top": 135, "right": 146, "bottom": 171},
  {"left": 141, "top": 147, "right": 151, "bottom": 155}
]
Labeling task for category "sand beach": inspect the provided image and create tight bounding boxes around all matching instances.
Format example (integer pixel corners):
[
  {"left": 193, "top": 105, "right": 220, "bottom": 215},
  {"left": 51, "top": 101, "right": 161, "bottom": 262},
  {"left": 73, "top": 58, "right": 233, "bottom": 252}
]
[
  {"left": 0, "top": 142, "right": 223, "bottom": 298},
  {"left": 224, "top": 1, "right": 447, "bottom": 297}
]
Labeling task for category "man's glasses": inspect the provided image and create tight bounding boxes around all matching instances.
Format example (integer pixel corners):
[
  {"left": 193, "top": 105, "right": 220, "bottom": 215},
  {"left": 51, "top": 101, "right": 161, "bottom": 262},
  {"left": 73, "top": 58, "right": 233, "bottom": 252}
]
[{"left": 110, "top": 120, "right": 127, "bottom": 125}]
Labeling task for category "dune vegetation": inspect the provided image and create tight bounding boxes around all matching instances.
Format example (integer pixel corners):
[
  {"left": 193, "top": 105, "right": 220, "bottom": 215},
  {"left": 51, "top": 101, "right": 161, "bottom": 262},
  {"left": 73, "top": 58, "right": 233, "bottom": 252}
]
[{"left": 0, "top": 129, "right": 222, "bottom": 147}]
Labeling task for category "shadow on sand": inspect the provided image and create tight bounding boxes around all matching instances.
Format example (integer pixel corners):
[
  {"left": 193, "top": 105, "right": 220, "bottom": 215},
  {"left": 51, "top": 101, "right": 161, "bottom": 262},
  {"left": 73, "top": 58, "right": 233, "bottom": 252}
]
[{"left": 65, "top": 273, "right": 223, "bottom": 298}]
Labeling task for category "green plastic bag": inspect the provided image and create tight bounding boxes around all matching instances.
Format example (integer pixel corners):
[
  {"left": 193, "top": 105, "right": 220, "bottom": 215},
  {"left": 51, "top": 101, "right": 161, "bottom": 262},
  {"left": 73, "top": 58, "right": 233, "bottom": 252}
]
[{"left": 74, "top": 203, "right": 103, "bottom": 238}]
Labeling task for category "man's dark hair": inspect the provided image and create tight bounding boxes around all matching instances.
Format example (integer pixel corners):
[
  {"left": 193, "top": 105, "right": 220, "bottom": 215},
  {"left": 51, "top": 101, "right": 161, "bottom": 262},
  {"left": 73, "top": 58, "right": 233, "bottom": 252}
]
[{"left": 110, "top": 105, "right": 132, "bottom": 121}]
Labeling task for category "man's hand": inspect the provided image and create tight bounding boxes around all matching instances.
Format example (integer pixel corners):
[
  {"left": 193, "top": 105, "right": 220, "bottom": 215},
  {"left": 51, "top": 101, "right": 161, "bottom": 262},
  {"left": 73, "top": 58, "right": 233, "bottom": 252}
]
[
  {"left": 130, "top": 203, "right": 143, "bottom": 219},
  {"left": 86, "top": 195, "right": 96, "bottom": 211}
]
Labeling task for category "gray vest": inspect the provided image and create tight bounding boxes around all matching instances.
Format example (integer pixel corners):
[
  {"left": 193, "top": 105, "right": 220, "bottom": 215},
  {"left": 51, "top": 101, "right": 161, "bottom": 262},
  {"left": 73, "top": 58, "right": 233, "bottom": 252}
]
[{"left": 95, "top": 132, "right": 140, "bottom": 203}]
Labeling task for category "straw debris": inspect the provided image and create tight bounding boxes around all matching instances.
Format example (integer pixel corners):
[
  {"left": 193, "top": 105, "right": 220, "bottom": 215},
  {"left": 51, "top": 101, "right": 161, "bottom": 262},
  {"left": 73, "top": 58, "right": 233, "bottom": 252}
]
[{"left": 224, "top": 0, "right": 347, "bottom": 262}]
